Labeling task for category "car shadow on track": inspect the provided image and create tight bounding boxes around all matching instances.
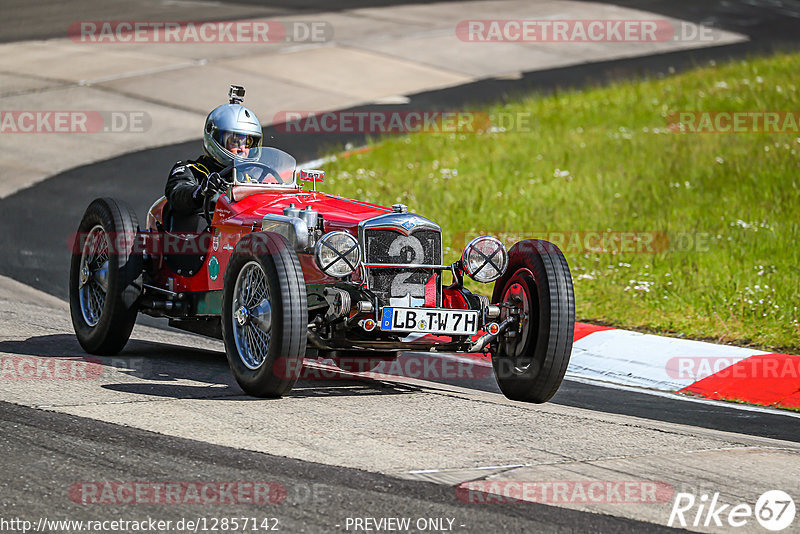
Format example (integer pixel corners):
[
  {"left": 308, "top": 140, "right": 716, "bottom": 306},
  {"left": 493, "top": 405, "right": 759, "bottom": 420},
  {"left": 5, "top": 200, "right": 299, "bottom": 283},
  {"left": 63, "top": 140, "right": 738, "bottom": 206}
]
[
  {"left": 6, "top": 336, "right": 797, "bottom": 442},
  {"left": 0, "top": 334, "right": 420, "bottom": 400}
]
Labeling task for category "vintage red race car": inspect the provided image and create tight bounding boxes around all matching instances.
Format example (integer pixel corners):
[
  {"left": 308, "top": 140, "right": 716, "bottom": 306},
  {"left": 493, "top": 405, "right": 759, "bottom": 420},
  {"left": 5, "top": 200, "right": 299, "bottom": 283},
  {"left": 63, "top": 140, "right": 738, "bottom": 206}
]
[{"left": 69, "top": 145, "right": 575, "bottom": 403}]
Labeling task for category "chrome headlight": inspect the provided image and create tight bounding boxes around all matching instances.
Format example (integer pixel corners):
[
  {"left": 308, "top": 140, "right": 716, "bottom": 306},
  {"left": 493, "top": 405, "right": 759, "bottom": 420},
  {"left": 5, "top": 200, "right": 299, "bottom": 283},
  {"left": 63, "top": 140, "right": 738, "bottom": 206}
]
[
  {"left": 462, "top": 236, "right": 508, "bottom": 283},
  {"left": 315, "top": 231, "right": 361, "bottom": 278}
]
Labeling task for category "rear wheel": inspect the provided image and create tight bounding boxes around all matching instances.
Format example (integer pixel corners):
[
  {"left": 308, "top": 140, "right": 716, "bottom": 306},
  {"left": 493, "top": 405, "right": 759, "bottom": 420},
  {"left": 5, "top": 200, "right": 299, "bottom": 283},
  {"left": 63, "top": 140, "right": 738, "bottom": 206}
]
[
  {"left": 222, "top": 232, "right": 307, "bottom": 397},
  {"left": 490, "top": 239, "right": 574, "bottom": 403},
  {"left": 69, "top": 198, "right": 142, "bottom": 355}
]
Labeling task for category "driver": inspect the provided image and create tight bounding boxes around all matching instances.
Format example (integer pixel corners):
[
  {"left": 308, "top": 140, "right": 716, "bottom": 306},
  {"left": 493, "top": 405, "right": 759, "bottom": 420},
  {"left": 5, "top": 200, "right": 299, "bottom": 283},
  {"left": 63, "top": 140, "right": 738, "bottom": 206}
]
[{"left": 165, "top": 86, "right": 262, "bottom": 215}]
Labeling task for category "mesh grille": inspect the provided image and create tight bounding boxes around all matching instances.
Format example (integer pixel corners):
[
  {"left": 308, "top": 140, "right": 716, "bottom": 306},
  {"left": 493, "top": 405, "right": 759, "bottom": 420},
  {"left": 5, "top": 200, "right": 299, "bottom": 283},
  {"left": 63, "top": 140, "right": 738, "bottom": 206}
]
[{"left": 365, "top": 229, "right": 441, "bottom": 306}]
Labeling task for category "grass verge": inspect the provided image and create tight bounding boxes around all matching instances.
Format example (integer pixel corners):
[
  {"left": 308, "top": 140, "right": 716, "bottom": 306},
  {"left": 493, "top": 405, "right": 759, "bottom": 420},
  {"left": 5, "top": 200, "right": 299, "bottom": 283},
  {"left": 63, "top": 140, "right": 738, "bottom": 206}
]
[{"left": 321, "top": 52, "right": 800, "bottom": 353}]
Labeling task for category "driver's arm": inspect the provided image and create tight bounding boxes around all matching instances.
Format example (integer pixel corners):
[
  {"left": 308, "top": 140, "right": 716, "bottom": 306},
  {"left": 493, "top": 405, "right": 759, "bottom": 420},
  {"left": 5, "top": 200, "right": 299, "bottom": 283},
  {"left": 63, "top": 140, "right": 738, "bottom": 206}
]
[{"left": 165, "top": 162, "right": 203, "bottom": 214}]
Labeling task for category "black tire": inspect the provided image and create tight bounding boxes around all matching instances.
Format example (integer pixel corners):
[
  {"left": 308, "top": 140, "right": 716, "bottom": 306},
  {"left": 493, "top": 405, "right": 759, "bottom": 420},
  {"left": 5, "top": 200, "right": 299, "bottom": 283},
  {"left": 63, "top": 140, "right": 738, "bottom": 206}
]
[
  {"left": 222, "top": 232, "right": 308, "bottom": 397},
  {"left": 69, "top": 198, "right": 142, "bottom": 355},
  {"left": 490, "top": 239, "right": 575, "bottom": 403}
]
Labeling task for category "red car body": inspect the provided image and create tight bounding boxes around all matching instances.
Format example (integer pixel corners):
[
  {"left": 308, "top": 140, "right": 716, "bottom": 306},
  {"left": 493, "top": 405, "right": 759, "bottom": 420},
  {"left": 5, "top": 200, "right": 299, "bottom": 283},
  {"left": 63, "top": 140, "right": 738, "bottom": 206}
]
[{"left": 145, "top": 188, "right": 471, "bottom": 317}]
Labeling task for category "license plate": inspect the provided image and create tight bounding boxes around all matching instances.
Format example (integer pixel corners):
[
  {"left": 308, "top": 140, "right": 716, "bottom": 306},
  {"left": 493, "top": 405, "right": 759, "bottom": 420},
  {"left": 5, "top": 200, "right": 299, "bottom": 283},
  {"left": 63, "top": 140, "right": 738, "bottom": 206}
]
[{"left": 380, "top": 307, "right": 479, "bottom": 335}]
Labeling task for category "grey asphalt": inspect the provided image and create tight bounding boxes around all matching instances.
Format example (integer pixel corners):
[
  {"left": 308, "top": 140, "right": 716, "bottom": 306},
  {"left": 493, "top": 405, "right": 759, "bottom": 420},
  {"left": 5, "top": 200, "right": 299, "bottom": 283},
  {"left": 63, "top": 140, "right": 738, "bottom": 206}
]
[
  {"left": 392, "top": 354, "right": 800, "bottom": 444},
  {"left": 0, "top": 0, "right": 475, "bottom": 43},
  {"left": 1, "top": 401, "right": 682, "bottom": 533},
  {"left": 1, "top": 286, "right": 796, "bottom": 532}
]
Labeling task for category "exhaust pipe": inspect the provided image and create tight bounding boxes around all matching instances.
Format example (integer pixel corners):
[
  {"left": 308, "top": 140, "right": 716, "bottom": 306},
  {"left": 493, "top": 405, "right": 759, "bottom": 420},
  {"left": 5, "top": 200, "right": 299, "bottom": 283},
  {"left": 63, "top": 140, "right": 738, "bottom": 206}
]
[{"left": 468, "top": 316, "right": 516, "bottom": 353}]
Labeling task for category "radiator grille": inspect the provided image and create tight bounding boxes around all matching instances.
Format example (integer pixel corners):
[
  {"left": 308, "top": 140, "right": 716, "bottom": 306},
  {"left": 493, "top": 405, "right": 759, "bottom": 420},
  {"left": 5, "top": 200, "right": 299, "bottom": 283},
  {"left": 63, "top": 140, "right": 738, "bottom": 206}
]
[{"left": 365, "top": 229, "right": 441, "bottom": 306}]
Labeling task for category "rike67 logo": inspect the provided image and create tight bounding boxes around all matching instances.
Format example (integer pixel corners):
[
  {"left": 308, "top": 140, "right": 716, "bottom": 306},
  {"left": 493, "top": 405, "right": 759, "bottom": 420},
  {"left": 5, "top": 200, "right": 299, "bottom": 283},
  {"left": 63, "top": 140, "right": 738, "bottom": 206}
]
[{"left": 668, "top": 490, "right": 796, "bottom": 531}]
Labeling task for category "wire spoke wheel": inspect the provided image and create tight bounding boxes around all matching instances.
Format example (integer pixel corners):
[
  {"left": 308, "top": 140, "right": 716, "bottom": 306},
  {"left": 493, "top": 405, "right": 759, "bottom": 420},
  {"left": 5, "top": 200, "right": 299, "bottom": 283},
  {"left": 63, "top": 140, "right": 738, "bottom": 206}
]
[
  {"left": 232, "top": 261, "right": 272, "bottom": 370},
  {"left": 69, "top": 198, "right": 142, "bottom": 355},
  {"left": 78, "top": 225, "right": 110, "bottom": 327},
  {"left": 222, "top": 232, "right": 307, "bottom": 398}
]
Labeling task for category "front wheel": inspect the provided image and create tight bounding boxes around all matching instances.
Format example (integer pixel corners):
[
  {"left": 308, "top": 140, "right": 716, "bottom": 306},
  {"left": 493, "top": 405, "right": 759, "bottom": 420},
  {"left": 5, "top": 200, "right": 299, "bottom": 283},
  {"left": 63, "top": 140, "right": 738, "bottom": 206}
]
[
  {"left": 69, "top": 198, "right": 142, "bottom": 355},
  {"left": 490, "top": 239, "right": 575, "bottom": 403},
  {"left": 222, "top": 232, "right": 308, "bottom": 397}
]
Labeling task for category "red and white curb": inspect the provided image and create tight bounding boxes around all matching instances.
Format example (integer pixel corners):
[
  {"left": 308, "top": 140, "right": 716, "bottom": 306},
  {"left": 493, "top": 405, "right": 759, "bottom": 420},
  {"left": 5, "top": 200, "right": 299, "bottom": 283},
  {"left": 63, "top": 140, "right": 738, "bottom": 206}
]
[{"left": 568, "top": 324, "right": 800, "bottom": 409}]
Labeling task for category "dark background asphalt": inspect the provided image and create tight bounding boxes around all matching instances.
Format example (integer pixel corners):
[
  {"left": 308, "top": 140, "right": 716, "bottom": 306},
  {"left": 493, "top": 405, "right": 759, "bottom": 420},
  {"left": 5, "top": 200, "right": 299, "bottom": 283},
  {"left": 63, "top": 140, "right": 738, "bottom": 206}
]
[
  {"left": 3, "top": 0, "right": 800, "bottom": 46},
  {"left": 0, "top": 0, "right": 491, "bottom": 43}
]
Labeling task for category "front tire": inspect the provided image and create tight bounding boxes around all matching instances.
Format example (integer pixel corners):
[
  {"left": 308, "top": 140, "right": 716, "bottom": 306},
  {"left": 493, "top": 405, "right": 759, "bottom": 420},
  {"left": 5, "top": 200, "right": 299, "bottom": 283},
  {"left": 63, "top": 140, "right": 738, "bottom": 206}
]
[
  {"left": 69, "top": 198, "right": 142, "bottom": 355},
  {"left": 490, "top": 239, "right": 575, "bottom": 403},
  {"left": 222, "top": 232, "right": 308, "bottom": 397}
]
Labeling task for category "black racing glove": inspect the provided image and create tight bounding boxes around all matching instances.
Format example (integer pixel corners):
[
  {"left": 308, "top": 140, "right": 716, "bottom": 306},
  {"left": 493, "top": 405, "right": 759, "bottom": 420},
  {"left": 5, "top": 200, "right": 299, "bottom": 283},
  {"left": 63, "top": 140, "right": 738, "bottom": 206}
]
[{"left": 197, "top": 172, "right": 223, "bottom": 198}]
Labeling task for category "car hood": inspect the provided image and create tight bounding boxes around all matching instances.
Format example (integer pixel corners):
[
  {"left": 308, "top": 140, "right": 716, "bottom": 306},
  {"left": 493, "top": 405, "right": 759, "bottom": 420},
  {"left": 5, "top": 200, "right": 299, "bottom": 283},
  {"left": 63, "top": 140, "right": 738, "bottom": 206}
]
[{"left": 228, "top": 191, "right": 392, "bottom": 234}]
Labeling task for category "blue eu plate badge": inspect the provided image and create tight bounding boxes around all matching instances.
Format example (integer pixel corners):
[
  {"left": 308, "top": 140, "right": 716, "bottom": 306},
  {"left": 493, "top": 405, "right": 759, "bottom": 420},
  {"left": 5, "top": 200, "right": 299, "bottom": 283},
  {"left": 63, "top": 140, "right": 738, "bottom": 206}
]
[{"left": 381, "top": 307, "right": 394, "bottom": 330}]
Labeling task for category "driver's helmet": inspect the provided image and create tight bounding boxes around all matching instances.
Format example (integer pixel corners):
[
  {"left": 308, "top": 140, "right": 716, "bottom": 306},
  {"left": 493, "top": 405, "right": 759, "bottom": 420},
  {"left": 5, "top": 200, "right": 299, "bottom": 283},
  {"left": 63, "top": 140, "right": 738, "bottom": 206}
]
[{"left": 203, "top": 103, "right": 262, "bottom": 166}]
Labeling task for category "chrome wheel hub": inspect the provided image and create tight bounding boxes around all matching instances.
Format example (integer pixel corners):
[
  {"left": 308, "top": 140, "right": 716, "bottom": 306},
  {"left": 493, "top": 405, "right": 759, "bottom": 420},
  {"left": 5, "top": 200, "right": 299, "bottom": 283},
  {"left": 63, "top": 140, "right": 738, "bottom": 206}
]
[
  {"left": 93, "top": 262, "right": 109, "bottom": 293},
  {"left": 235, "top": 306, "right": 249, "bottom": 326},
  {"left": 79, "top": 263, "right": 90, "bottom": 287},
  {"left": 250, "top": 298, "right": 272, "bottom": 332}
]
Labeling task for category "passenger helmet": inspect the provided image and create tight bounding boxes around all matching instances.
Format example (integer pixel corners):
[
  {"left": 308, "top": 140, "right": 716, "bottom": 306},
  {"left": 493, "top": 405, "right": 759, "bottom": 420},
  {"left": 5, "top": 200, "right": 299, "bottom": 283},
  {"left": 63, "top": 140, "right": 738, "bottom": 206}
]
[{"left": 203, "top": 86, "right": 262, "bottom": 166}]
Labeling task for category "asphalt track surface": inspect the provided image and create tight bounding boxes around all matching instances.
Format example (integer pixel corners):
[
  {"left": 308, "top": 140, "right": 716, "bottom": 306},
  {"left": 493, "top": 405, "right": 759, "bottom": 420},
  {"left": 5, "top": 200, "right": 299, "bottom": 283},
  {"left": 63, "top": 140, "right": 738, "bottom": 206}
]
[
  {"left": 2, "top": 1, "right": 800, "bottom": 531},
  {"left": 0, "top": 0, "right": 480, "bottom": 43},
  {"left": 0, "top": 400, "right": 686, "bottom": 533},
  {"left": 405, "top": 357, "right": 800, "bottom": 444}
]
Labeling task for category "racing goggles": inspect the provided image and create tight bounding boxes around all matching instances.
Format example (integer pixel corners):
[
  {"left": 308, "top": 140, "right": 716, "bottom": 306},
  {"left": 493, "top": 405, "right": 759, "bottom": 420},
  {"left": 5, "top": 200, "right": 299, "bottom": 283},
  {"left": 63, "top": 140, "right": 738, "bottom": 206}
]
[{"left": 221, "top": 132, "right": 259, "bottom": 150}]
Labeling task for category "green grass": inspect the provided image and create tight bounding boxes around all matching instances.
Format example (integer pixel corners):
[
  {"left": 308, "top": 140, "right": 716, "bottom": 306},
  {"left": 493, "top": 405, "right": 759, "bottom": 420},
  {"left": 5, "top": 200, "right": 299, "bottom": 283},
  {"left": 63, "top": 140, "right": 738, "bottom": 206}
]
[{"left": 321, "top": 52, "right": 800, "bottom": 353}]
